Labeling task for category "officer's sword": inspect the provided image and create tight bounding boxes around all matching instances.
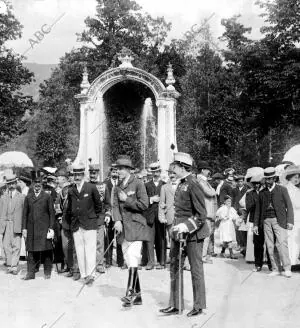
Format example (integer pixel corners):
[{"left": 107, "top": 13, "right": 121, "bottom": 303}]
[{"left": 178, "top": 232, "right": 186, "bottom": 315}]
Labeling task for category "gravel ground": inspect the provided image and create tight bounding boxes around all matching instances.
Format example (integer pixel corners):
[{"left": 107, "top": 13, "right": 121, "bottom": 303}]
[{"left": 0, "top": 256, "right": 300, "bottom": 328}]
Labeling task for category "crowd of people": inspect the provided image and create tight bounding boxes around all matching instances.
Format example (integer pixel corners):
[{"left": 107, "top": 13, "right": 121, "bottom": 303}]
[{"left": 0, "top": 153, "right": 299, "bottom": 316}]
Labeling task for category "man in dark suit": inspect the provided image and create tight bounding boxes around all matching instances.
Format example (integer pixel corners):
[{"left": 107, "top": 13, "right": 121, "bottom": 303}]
[
  {"left": 103, "top": 164, "right": 126, "bottom": 269},
  {"left": 246, "top": 174, "right": 271, "bottom": 272},
  {"left": 66, "top": 163, "right": 102, "bottom": 286},
  {"left": 22, "top": 170, "right": 55, "bottom": 280},
  {"left": 144, "top": 162, "right": 166, "bottom": 270},
  {"left": 253, "top": 167, "right": 294, "bottom": 278},
  {"left": 160, "top": 152, "right": 209, "bottom": 317}
]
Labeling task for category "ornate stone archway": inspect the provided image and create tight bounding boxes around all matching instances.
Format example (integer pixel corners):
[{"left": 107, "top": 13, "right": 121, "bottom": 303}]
[{"left": 74, "top": 49, "right": 180, "bottom": 180}]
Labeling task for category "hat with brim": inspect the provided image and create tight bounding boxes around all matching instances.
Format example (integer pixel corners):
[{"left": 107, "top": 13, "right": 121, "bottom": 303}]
[
  {"left": 18, "top": 174, "right": 32, "bottom": 184},
  {"left": 264, "top": 167, "right": 276, "bottom": 178},
  {"left": 235, "top": 175, "right": 245, "bottom": 181},
  {"left": 6, "top": 174, "right": 17, "bottom": 184},
  {"left": 171, "top": 152, "right": 193, "bottom": 167},
  {"left": 72, "top": 163, "right": 85, "bottom": 174},
  {"left": 31, "top": 170, "right": 42, "bottom": 182},
  {"left": 89, "top": 164, "right": 100, "bottom": 172},
  {"left": 110, "top": 163, "right": 117, "bottom": 171},
  {"left": 115, "top": 156, "right": 135, "bottom": 170},
  {"left": 282, "top": 165, "right": 300, "bottom": 182},
  {"left": 198, "top": 161, "right": 212, "bottom": 173},
  {"left": 250, "top": 175, "right": 264, "bottom": 183},
  {"left": 224, "top": 168, "right": 235, "bottom": 176},
  {"left": 212, "top": 173, "right": 224, "bottom": 180},
  {"left": 149, "top": 162, "right": 161, "bottom": 172},
  {"left": 41, "top": 167, "right": 57, "bottom": 175}
]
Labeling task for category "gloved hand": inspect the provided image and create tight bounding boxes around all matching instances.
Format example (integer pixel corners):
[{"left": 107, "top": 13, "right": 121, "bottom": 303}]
[
  {"left": 287, "top": 223, "right": 293, "bottom": 230},
  {"left": 253, "top": 226, "right": 259, "bottom": 235},
  {"left": 114, "top": 221, "right": 123, "bottom": 234},
  {"left": 22, "top": 229, "right": 27, "bottom": 239},
  {"left": 104, "top": 216, "right": 111, "bottom": 225},
  {"left": 172, "top": 223, "right": 188, "bottom": 234},
  {"left": 46, "top": 229, "right": 55, "bottom": 240}
]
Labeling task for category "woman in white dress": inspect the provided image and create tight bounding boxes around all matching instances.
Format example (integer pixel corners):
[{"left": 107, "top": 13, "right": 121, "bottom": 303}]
[
  {"left": 216, "top": 196, "right": 239, "bottom": 259},
  {"left": 283, "top": 166, "right": 300, "bottom": 265}
]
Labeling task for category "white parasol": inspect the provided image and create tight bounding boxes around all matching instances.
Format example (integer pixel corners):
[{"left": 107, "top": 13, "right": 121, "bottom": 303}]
[
  {"left": 0, "top": 151, "right": 34, "bottom": 168},
  {"left": 282, "top": 144, "right": 300, "bottom": 166}
]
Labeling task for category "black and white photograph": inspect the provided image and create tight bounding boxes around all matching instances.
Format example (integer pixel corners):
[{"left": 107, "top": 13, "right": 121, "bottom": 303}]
[{"left": 0, "top": 0, "right": 300, "bottom": 327}]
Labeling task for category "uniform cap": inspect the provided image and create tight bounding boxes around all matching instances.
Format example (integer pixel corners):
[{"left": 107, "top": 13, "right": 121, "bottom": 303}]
[{"left": 172, "top": 152, "right": 193, "bottom": 167}]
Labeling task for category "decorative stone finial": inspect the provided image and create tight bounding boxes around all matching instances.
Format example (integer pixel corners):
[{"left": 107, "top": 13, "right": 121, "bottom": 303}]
[
  {"left": 118, "top": 47, "right": 134, "bottom": 68},
  {"left": 165, "top": 63, "right": 176, "bottom": 91},
  {"left": 80, "top": 63, "right": 90, "bottom": 95}
]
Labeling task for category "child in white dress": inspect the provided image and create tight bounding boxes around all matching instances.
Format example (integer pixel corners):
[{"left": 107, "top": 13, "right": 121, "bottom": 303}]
[{"left": 216, "top": 196, "right": 239, "bottom": 259}]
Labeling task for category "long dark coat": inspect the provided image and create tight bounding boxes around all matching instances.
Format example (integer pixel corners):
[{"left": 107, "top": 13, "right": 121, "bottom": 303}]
[
  {"left": 113, "top": 174, "right": 149, "bottom": 243},
  {"left": 22, "top": 190, "right": 55, "bottom": 252}
]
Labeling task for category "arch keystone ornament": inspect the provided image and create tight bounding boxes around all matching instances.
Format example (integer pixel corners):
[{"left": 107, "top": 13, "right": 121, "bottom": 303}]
[{"left": 74, "top": 49, "right": 180, "bottom": 180}]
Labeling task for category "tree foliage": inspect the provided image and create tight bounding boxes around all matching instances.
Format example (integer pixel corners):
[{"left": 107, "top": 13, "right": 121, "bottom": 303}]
[{"left": 0, "top": 6, "right": 34, "bottom": 146}]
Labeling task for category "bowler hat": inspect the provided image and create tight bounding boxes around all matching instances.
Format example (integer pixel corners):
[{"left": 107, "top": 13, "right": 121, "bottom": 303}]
[
  {"left": 115, "top": 156, "right": 134, "bottom": 169},
  {"left": 198, "top": 161, "right": 212, "bottom": 172},
  {"left": 31, "top": 170, "right": 42, "bottom": 182},
  {"left": 212, "top": 173, "right": 223, "bottom": 180},
  {"left": 6, "top": 173, "right": 17, "bottom": 184},
  {"left": 172, "top": 152, "right": 193, "bottom": 167},
  {"left": 264, "top": 167, "right": 276, "bottom": 178},
  {"left": 56, "top": 168, "right": 68, "bottom": 178}
]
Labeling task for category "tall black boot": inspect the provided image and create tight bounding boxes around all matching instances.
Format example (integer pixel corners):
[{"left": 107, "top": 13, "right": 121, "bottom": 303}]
[
  {"left": 133, "top": 270, "right": 142, "bottom": 305},
  {"left": 122, "top": 267, "right": 138, "bottom": 307},
  {"left": 121, "top": 267, "right": 133, "bottom": 302}
]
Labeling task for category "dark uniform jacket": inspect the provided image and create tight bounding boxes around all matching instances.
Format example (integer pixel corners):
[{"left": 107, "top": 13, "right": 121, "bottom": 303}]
[
  {"left": 22, "top": 190, "right": 55, "bottom": 252},
  {"left": 254, "top": 184, "right": 294, "bottom": 229},
  {"left": 113, "top": 174, "right": 149, "bottom": 243},
  {"left": 66, "top": 182, "right": 102, "bottom": 232},
  {"left": 245, "top": 189, "right": 259, "bottom": 223},
  {"left": 174, "top": 174, "right": 209, "bottom": 242},
  {"left": 144, "top": 180, "right": 165, "bottom": 226}
]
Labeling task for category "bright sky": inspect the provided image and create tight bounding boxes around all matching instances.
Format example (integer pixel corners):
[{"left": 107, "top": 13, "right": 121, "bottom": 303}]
[{"left": 6, "top": 0, "right": 265, "bottom": 64}]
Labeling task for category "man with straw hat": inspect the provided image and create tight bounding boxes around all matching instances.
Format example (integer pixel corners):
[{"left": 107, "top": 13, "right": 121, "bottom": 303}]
[
  {"left": 2, "top": 174, "right": 25, "bottom": 274},
  {"left": 253, "top": 167, "right": 294, "bottom": 278}
]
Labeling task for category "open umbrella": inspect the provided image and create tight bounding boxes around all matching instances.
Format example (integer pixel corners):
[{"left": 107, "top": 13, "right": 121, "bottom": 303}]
[
  {"left": 0, "top": 151, "right": 34, "bottom": 168},
  {"left": 282, "top": 145, "right": 300, "bottom": 166}
]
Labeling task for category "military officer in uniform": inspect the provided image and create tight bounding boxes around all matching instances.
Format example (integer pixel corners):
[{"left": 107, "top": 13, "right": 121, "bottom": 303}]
[{"left": 160, "top": 152, "right": 209, "bottom": 317}]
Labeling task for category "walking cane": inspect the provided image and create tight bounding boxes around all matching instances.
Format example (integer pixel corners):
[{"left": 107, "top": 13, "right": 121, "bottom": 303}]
[
  {"left": 178, "top": 232, "right": 186, "bottom": 315},
  {"left": 51, "top": 239, "right": 60, "bottom": 274}
]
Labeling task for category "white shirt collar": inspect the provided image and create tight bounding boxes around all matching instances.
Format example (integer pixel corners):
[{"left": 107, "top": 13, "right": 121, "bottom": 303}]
[
  {"left": 76, "top": 180, "right": 85, "bottom": 193},
  {"left": 268, "top": 183, "right": 276, "bottom": 192},
  {"left": 122, "top": 174, "right": 131, "bottom": 187}
]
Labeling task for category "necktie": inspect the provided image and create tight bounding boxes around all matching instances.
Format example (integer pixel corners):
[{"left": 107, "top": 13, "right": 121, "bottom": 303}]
[{"left": 10, "top": 191, "right": 12, "bottom": 199}]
